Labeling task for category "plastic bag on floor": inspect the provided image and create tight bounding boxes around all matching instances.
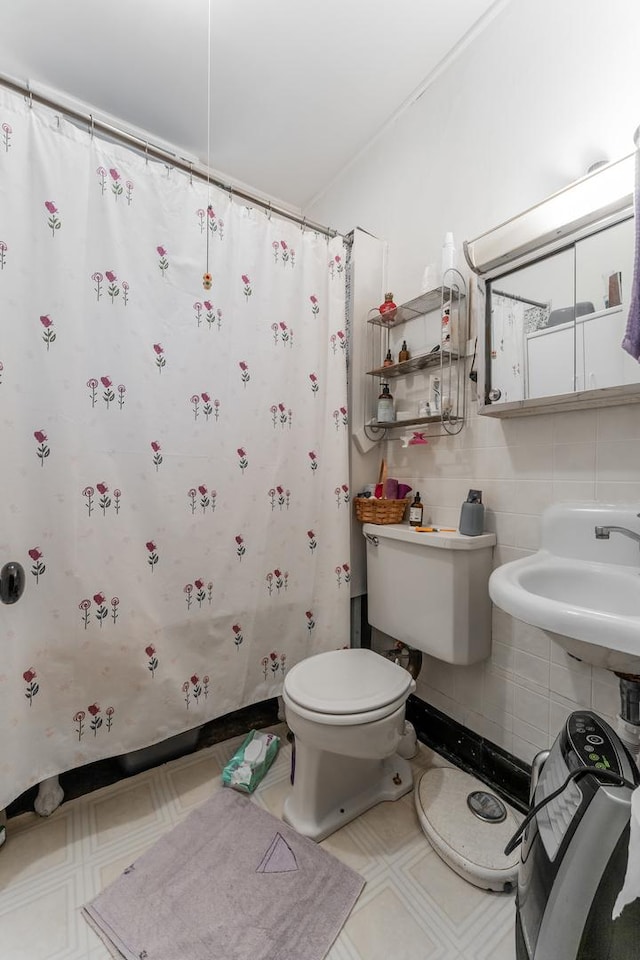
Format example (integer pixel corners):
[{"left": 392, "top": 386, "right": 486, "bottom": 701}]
[{"left": 221, "top": 729, "right": 280, "bottom": 793}]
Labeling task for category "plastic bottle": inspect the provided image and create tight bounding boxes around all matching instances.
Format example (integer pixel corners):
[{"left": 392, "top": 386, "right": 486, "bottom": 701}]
[
  {"left": 377, "top": 384, "right": 395, "bottom": 423},
  {"left": 441, "top": 232, "right": 457, "bottom": 280},
  {"left": 399, "top": 340, "right": 410, "bottom": 362},
  {"left": 430, "top": 375, "right": 441, "bottom": 414},
  {"left": 440, "top": 234, "right": 456, "bottom": 348},
  {"left": 441, "top": 304, "right": 451, "bottom": 348},
  {"left": 409, "top": 492, "right": 424, "bottom": 527}
]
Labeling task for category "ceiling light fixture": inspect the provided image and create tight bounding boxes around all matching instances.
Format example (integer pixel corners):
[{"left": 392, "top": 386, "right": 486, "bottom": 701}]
[{"left": 464, "top": 151, "right": 635, "bottom": 277}]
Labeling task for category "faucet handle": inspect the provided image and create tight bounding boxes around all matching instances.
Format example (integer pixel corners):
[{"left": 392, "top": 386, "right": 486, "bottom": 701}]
[{"left": 594, "top": 526, "right": 610, "bottom": 539}]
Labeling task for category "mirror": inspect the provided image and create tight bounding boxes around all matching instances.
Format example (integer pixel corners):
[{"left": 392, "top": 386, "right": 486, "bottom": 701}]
[{"left": 483, "top": 213, "right": 638, "bottom": 412}]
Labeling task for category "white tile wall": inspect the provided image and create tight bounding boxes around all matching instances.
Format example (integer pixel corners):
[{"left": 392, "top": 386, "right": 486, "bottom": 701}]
[
  {"left": 513, "top": 649, "right": 550, "bottom": 691},
  {"left": 386, "top": 399, "right": 637, "bottom": 765}
]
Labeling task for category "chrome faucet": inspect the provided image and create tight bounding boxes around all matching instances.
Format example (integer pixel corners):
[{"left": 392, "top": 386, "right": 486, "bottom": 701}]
[{"left": 594, "top": 524, "right": 640, "bottom": 547}]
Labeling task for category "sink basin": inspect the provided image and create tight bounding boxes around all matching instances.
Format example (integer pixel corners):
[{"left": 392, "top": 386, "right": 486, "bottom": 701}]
[
  {"left": 489, "top": 503, "right": 640, "bottom": 673},
  {"left": 518, "top": 560, "right": 640, "bottom": 618}
]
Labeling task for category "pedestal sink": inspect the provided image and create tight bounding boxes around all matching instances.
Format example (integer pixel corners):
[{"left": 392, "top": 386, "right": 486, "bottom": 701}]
[{"left": 489, "top": 502, "right": 640, "bottom": 674}]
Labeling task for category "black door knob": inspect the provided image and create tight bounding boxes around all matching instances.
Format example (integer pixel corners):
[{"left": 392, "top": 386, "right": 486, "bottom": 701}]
[{"left": 0, "top": 562, "right": 26, "bottom": 604}]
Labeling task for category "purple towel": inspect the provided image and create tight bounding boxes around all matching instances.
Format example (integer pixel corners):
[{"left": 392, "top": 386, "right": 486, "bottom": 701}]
[
  {"left": 622, "top": 148, "right": 640, "bottom": 361},
  {"left": 383, "top": 477, "right": 398, "bottom": 499}
]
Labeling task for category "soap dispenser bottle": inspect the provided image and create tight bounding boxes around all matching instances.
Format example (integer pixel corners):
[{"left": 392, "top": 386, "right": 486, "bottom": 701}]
[
  {"left": 409, "top": 492, "right": 423, "bottom": 527},
  {"left": 377, "top": 383, "right": 395, "bottom": 423},
  {"left": 459, "top": 489, "right": 484, "bottom": 536}
]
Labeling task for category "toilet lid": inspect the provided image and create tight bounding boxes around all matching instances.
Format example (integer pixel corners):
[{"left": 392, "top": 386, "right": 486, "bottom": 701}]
[{"left": 284, "top": 648, "right": 414, "bottom": 715}]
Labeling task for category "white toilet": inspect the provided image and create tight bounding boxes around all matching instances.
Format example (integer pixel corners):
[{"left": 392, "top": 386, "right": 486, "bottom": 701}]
[
  {"left": 282, "top": 522, "right": 496, "bottom": 842},
  {"left": 283, "top": 647, "right": 416, "bottom": 841}
]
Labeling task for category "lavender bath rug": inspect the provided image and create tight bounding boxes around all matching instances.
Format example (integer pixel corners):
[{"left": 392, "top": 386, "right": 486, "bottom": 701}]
[{"left": 82, "top": 787, "right": 364, "bottom": 960}]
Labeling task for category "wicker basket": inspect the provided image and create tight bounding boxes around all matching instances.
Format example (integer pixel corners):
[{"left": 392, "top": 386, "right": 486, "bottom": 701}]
[{"left": 354, "top": 497, "right": 409, "bottom": 525}]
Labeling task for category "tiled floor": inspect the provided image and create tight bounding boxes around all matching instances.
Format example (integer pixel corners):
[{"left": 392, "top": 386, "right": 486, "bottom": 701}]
[{"left": 0, "top": 725, "right": 517, "bottom": 960}]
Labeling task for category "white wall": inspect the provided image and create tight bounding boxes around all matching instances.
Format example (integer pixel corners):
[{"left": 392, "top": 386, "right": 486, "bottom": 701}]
[
  {"left": 348, "top": 229, "right": 388, "bottom": 596},
  {"left": 307, "top": 0, "right": 640, "bottom": 303},
  {"left": 306, "top": 0, "right": 640, "bottom": 764}
]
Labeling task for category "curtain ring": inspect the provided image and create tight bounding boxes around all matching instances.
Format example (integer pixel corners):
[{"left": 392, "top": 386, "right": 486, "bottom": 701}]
[
  {"left": 89, "top": 114, "right": 94, "bottom": 139},
  {"left": 26, "top": 87, "right": 33, "bottom": 109},
  {"left": 144, "top": 142, "right": 149, "bottom": 165},
  {"left": 189, "top": 161, "right": 193, "bottom": 185},
  {"left": 267, "top": 201, "right": 272, "bottom": 220},
  {"left": 301, "top": 217, "right": 307, "bottom": 232}
]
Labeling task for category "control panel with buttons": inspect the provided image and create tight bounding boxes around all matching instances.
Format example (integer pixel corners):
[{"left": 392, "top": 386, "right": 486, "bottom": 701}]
[{"left": 566, "top": 711, "right": 621, "bottom": 776}]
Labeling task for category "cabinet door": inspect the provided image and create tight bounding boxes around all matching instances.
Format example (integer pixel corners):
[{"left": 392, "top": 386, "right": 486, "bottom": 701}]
[
  {"left": 581, "top": 309, "right": 624, "bottom": 390},
  {"left": 526, "top": 323, "right": 577, "bottom": 398},
  {"left": 580, "top": 308, "right": 640, "bottom": 389}
]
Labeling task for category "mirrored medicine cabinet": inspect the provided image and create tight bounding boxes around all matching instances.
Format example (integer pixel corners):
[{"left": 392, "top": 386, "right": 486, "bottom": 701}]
[{"left": 464, "top": 155, "right": 639, "bottom": 417}]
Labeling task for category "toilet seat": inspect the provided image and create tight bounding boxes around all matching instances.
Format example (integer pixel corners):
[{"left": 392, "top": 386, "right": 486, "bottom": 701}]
[
  {"left": 283, "top": 692, "right": 410, "bottom": 726},
  {"left": 284, "top": 648, "right": 414, "bottom": 725}
]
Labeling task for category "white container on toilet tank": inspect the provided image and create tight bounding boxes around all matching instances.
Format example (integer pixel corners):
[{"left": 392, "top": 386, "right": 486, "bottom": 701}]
[{"left": 363, "top": 524, "right": 496, "bottom": 664}]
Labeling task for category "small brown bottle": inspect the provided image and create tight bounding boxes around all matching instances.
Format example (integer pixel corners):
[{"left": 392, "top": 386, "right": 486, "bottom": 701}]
[
  {"left": 409, "top": 492, "right": 423, "bottom": 526},
  {"left": 383, "top": 348, "right": 393, "bottom": 367},
  {"left": 399, "top": 340, "right": 410, "bottom": 362}
]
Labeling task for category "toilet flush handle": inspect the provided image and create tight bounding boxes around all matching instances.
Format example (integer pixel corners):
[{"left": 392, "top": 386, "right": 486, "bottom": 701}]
[{"left": 365, "top": 533, "right": 379, "bottom": 546}]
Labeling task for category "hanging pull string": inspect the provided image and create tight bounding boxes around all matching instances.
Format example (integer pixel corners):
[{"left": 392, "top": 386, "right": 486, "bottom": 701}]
[
  {"left": 203, "top": 0, "right": 213, "bottom": 289},
  {"left": 503, "top": 765, "right": 636, "bottom": 857}
]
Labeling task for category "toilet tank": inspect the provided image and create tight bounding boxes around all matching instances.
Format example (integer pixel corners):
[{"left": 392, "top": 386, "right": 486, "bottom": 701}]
[{"left": 363, "top": 523, "right": 496, "bottom": 665}]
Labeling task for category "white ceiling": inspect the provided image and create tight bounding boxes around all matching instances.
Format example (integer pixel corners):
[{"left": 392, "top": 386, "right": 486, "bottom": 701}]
[{"left": 0, "top": 0, "right": 500, "bottom": 210}]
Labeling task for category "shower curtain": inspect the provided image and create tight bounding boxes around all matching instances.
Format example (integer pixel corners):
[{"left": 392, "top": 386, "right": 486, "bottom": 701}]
[{"left": 0, "top": 87, "right": 350, "bottom": 810}]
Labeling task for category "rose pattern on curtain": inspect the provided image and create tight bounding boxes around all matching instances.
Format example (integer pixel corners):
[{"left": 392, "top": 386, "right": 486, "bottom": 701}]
[{"left": 0, "top": 88, "right": 349, "bottom": 809}]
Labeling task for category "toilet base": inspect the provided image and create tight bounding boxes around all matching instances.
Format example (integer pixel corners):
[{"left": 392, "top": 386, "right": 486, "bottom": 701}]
[{"left": 283, "top": 753, "right": 413, "bottom": 842}]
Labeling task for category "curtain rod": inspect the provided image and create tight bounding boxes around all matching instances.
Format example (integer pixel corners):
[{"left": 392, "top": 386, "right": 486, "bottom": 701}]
[
  {"left": 0, "top": 73, "right": 342, "bottom": 241},
  {"left": 492, "top": 289, "right": 547, "bottom": 309}
]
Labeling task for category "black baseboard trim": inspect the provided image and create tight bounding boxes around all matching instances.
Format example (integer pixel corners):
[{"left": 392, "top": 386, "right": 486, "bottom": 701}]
[
  {"left": 406, "top": 694, "right": 531, "bottom": 813},
  {"left": 360, "top": 593, "right": 371, "bottom": 649}
]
